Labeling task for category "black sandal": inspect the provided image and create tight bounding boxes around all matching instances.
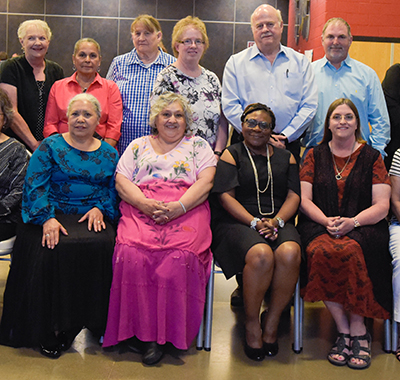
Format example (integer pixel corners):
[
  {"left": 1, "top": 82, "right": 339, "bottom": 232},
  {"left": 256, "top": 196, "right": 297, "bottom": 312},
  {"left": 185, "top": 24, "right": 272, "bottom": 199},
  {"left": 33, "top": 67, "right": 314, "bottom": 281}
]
[
  {"left": 327, "top": 333, "right": 350, "bottom": 366},
  {"left": 347, "top": 332, "right": 371, "bottom": 370}
]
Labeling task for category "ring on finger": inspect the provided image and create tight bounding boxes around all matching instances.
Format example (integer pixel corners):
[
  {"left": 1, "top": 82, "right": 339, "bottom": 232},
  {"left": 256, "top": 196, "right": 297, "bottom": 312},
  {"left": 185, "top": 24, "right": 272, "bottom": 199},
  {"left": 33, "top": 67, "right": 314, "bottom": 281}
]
[
  {"left": 97, "top": 220, "right": 102, "bottom": 224},
  {"left": 45, "top": 233, "right": 50, "bottom": 237}
]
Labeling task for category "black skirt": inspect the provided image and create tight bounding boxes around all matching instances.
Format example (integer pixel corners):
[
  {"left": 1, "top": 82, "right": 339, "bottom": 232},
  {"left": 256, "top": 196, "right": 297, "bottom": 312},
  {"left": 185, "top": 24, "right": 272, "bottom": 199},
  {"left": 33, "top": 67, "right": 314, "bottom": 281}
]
[{"left": 0, "top": 214, "right": 116, "bottom": 348}]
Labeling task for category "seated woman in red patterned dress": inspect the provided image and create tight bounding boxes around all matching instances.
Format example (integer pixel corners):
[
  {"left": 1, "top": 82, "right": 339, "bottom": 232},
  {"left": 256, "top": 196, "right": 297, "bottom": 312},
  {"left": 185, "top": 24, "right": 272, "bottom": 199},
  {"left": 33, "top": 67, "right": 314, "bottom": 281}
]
[{"left": 297, "top": 98, "right": 392, "bottom": 370}]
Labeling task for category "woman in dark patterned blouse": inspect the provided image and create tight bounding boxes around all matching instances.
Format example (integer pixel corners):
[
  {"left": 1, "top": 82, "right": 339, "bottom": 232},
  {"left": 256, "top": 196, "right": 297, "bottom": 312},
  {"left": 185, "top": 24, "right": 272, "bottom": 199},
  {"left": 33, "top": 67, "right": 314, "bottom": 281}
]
[
  {"left": 0, "top": 88, "right": 29, "bottom": 240},
  {"left": 297, "top": 98, "right": 392, "bottom": 370},
  {"left": 0, "top": 93, "right": 118, "bottom": 359},
  {"left": 151, "top": 16, "right": 228, "bottom": 158}
]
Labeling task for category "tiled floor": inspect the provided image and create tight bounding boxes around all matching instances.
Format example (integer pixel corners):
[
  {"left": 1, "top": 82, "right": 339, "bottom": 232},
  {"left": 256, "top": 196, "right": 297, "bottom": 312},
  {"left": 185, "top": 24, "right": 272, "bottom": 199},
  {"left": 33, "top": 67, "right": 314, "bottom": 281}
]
[{"left": 0, "top": 257, "right": 399, "bottom": 380}]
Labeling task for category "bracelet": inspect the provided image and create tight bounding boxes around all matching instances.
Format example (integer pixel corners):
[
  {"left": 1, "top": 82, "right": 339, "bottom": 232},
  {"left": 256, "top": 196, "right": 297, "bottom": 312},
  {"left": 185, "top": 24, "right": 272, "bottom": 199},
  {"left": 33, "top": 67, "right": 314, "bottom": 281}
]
[
  {"left": 353, "top": 217, "right": 361, "bottom": 228},
  {"left": 250, "top": 217, "right": 261, "bottom": 230},
  {"left": 179, "top": 200, "right": 187, "bottom": 213},
  {"left": 214, "top": 151, "right": 222, "bottom": 157}
]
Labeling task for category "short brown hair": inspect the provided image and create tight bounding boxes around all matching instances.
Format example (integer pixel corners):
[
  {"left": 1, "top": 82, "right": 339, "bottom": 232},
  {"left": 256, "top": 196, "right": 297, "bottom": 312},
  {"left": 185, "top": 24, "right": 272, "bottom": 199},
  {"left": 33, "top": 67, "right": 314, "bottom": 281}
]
[{"left": 322, "top": 18, "right": 352, "bottom": 38}]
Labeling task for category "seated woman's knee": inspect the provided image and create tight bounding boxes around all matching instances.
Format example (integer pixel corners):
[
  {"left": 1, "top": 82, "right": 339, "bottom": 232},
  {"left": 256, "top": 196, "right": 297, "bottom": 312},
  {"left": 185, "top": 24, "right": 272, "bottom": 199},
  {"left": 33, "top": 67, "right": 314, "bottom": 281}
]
[
  {"left": 246, "top": 243, "right": 274, "bottom": 269},
  {"left": 275, "top": 242, "right": 301, "bottom": 267}
]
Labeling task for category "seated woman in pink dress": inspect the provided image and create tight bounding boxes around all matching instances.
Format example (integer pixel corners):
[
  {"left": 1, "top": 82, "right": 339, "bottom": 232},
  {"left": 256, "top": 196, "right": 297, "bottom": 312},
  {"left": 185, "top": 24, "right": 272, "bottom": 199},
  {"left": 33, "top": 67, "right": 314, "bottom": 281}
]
[
  {"left": 43, "top": 38, "right": 122, "bottom": 147},
  {"left": 103, "top": 92, "right": 216, "bottom": 365}
]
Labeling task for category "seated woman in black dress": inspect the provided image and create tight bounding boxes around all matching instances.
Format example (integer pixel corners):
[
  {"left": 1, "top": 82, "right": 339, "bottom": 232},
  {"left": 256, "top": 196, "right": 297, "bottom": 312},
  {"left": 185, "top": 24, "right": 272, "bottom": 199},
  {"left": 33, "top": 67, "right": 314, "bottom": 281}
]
[
  {"left": 0, "top": 88, "right": 29, "bottom": 241},
  {"left": 0, "top": 93, "right": 119, "bottom": 359},
  {"left": 211, "top": 103, "right": 301, "bottom": 361}
]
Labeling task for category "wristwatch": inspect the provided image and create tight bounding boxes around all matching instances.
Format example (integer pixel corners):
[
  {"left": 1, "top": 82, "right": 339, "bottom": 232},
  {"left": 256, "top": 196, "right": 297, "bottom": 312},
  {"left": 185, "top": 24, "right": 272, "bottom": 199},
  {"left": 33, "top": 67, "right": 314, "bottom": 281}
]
[
  {"left": 275, "top": 217, "right": 285, "bottom": 228},
  {"left": 250, "top": 217, "right": 261, "bottom": 230}
]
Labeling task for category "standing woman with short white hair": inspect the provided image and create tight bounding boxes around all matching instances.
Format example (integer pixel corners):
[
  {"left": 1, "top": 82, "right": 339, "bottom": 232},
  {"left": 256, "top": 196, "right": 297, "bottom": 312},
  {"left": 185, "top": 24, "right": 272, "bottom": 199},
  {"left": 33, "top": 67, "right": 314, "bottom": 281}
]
[{"left": 0, "top": 19, "right": 64, "bottom": 152}]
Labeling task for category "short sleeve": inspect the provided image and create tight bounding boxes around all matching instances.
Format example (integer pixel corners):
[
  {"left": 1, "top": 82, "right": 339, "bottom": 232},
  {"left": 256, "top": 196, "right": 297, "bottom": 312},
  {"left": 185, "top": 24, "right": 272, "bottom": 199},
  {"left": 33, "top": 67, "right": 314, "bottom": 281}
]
[
  {"left": 299, "top": 148, "right": 315, "bottom": 184},
  {"left": 192, "top": 136, "right": 217, "bottom": 176},
  {"left": 212, "top": 159, "right": 240, "bottom": 194},
  {"left": 373, "top": 154, "right": 390, "bottom": 185},
  {"left": 116, "top": 137, "right": 145, "bottom": 181}
]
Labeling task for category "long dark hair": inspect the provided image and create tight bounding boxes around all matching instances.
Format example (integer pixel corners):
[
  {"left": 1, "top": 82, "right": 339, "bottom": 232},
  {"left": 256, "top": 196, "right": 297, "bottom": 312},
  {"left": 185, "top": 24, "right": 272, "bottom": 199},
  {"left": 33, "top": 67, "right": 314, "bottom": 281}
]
[{"left": 320, "top": 98, "right": 364, "bottom": 144}]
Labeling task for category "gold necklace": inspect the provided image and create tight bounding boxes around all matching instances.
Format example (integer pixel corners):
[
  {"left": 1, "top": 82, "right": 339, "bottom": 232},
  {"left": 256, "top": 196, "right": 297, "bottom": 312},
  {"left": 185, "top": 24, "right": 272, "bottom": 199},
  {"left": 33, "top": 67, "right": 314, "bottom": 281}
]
[
  {"left": 243, "top": 142, "right": 274, "bottom": 216},
  {"left": 330, "top": 142, "right": 356, "bottom": 180}
]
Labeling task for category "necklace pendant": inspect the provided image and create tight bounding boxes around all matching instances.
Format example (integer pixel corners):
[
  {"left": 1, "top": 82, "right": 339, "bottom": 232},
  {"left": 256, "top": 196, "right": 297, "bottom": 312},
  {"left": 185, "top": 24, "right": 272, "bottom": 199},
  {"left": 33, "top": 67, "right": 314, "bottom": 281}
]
[{"left": 335, "top": 173, "right": 342, "bottom": 180}]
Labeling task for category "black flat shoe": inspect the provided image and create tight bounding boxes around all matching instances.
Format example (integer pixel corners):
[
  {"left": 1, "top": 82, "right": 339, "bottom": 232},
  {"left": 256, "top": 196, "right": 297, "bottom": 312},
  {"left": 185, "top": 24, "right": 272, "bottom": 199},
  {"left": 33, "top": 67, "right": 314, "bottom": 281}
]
[
  {"left": 57, "top": 332, "right": 73, "bottom": 352},
  {"left": 142, "top": 342, "right": 164, "bottom": 365},
  {"left": 263, "top": 341, "right": 279, "bottom": 357},
  {"left": 40, "top": 344, "right": 61, "bottom": 359},
  {"left": 244, "top": 341, "right": 265, "bottom": 361}
]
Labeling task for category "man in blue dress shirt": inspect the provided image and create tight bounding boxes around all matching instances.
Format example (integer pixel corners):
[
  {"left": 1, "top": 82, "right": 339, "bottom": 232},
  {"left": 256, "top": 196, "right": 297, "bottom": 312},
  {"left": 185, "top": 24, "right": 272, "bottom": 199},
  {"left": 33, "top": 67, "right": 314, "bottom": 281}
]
[
  {"left": 222, "top": 4, "right": 318, "bottom": 161},
  {"left": 302, "top": 17, "right": 390, "bottom": 157}
]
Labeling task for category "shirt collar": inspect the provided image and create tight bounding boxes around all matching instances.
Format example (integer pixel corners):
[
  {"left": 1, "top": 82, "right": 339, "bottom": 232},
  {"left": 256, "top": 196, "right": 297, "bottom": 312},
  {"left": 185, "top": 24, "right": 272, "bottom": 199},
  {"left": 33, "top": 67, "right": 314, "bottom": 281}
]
[
  {"left": 322, "top": 54, "right": 351, "bottom": 70},
  {"left": 67, "top": 72, "right": 102, "bottom": 86},
  {"left": 128, "top": 47, "right": 168, "bottom": 66},
  {"left": 249, "top": 43, "right": 285, "bottom": 61}
]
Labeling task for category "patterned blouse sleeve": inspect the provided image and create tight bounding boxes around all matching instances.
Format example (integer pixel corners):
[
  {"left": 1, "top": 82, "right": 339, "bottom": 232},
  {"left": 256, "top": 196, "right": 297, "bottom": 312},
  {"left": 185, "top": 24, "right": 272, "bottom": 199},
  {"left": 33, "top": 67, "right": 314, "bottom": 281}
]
[
  {"left": 192, "top": 136, "right": 217, "bottom": 176},
  {"left": 98, "top": 147, "right": 119, "bottom": 221},
  {"left": 22, "top": 140, "right": 56, "bottom": 225},
  {"left": 116, "top": 137, "right": 142, "bottom": 181},
  {"left": 0, "top": 142, "right": 29, "bottom": 217},
  {"left": 373, "top": 153, "right": 391, "bottom": 185},
  {"left": 299, "top": 148, "right": 315, "bottom": 184}
]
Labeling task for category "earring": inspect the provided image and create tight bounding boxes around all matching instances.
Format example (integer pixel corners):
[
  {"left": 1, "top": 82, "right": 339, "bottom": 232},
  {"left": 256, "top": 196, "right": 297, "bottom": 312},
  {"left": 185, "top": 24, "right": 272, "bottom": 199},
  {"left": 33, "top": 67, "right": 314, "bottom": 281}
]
[
  {"left": 72, "top": 64, "right": 76, "bottom": 71},
  {"left": 97, "top": 67, "right": 100, "bottom": 73}
]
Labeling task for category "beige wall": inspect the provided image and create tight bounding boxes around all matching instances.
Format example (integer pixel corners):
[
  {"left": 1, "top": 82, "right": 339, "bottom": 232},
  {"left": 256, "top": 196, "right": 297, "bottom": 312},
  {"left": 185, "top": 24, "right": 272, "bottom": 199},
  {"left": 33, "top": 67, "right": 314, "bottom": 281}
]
[{"left": 349, "top": 41, "right": 400, "bottom": 82}]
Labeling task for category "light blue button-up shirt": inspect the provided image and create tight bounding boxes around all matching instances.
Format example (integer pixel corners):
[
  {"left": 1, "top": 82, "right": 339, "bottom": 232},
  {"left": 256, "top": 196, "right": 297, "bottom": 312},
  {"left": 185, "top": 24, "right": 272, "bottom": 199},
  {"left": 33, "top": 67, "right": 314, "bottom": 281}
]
[
  {"left": 303, "top": 55, "right": 390, "bottom": 156},
  {"left": 222, "top": 44, "right": 318, "bottom": 142}
]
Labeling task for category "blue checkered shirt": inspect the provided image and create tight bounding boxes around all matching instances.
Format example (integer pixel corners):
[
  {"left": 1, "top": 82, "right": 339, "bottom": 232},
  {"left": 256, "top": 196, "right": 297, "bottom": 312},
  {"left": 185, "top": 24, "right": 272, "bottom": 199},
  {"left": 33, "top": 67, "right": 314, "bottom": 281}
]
[{"left": 106, "top": 48, "right": 176, "bottom": 154}]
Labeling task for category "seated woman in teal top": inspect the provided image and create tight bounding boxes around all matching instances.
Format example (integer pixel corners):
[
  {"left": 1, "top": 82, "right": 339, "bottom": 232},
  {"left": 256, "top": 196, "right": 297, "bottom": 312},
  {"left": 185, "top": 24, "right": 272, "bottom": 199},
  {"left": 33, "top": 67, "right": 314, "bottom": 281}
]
[{"left": 0, "top": 93, "right": 119, "bottom": 359}]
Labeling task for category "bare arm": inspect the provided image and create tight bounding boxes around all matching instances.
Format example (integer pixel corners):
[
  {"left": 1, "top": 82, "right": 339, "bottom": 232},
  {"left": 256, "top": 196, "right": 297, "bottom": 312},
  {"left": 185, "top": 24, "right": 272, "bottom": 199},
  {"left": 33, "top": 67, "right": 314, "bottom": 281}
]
[
  {"left": 0, "top": 83, "right": 40, "bottom": 151},
  {"left": 115, "top": 173, "right": 168, "bottom": 218},
  {"left": 213, "top": 111, "right": 229, "bottom": 158}
]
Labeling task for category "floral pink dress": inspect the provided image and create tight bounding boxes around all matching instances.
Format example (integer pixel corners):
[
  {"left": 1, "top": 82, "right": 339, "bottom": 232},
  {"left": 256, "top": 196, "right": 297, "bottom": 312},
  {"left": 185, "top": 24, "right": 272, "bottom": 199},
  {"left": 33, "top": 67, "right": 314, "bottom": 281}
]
[{"left": 103, "top": 135, "right": 216, "bottom": 350}]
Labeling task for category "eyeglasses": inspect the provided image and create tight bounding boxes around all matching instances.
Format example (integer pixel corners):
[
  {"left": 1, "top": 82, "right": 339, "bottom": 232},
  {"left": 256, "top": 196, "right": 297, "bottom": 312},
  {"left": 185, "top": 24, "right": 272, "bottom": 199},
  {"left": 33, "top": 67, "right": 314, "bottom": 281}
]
[
  {"left": 331, "top": 114, "right": 355, "bottom": 122},
  {"left": 178, "top": 39, "right": 205, "bottom": 46},
  {"left": 244, "top": 119, "right": 272, "bottom": 130}
]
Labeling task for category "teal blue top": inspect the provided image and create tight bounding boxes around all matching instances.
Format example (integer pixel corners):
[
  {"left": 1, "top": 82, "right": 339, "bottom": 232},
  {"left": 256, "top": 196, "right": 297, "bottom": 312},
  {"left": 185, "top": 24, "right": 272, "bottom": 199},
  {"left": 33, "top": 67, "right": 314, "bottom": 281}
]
[{"left": 22, "top": 134, "right": 119, "bottom": 224}]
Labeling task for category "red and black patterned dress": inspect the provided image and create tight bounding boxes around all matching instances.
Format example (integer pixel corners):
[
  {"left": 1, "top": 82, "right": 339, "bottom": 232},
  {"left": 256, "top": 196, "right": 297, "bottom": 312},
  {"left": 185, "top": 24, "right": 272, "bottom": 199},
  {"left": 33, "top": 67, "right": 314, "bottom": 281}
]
[{"left": 299, "top": 143, "right": 391, "bottom": 319}]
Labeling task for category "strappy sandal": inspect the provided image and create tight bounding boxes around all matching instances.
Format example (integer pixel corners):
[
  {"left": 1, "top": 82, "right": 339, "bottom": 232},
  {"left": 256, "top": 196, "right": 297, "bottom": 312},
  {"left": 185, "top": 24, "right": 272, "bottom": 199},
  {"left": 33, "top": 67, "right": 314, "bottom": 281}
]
[
  {"left": 396, "top": 346, "right": 400, "bottom": 362},
  {"left": 347, "top": 332, "right": 371, "bottom": 370},
  {"left": 327, "top": 333, "right": 350, "bottom": 366}
]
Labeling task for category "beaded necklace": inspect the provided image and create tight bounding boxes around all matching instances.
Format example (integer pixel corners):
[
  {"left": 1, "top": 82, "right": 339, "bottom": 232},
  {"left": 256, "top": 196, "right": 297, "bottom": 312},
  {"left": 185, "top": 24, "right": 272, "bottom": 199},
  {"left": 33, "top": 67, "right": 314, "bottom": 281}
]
[{"left": 243, "top": 142, "right": 274, "bottom": 216}]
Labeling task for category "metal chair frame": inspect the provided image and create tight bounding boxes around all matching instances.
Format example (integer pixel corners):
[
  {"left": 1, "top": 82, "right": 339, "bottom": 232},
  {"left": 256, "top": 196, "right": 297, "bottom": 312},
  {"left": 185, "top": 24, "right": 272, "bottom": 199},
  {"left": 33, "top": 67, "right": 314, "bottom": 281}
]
[
  {"left": 197, "top": 260, "right": 391, "bottom": 354},
  {"left": 197, "top": 259, "right": 304, "bottom": 352}
]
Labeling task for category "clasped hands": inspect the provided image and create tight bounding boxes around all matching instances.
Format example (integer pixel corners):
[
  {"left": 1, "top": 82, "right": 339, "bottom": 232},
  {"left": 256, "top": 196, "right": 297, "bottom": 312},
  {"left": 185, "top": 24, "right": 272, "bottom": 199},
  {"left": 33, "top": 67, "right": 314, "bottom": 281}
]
[
  {"left": 141, "top": 199, "right": 184, "bottom": 225},
  {"left": 42, "top": 207, "right": 105, "bottom": 249},
  {"left": 257, "top": 218, "right": 279, "bottom": 241},
  {"left": 325, "top": 216, "right": 354, "bottom": 238}
]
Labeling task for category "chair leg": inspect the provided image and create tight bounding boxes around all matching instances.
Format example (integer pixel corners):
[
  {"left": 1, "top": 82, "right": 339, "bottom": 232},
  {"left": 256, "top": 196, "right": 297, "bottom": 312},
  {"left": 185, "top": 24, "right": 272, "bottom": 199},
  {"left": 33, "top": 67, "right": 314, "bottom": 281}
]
[
  {"left": 392, "top": 320, "right": 398, "bottom": 353},
  {"left": 383, "top": 319, "right": 391, "bottom": 353},
  {"left": 196, "top": 314, "right": 205, "bottom": 350},
  {"left": 204, "top": 259, "right": 215, "bottom": 351},
  {"left": 293, "top": 278, "right": 303, "bottom": 353}
]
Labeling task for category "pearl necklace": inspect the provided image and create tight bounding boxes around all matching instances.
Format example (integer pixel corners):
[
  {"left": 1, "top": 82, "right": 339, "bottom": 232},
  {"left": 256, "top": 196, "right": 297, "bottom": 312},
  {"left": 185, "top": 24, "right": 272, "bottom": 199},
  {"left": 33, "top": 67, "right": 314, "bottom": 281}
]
[
  {"left": 330, "top": 141, "right": 356, "bottom": 180},
  {"left": 243, "top": 142, "right": 274, "bottom": 216}
]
